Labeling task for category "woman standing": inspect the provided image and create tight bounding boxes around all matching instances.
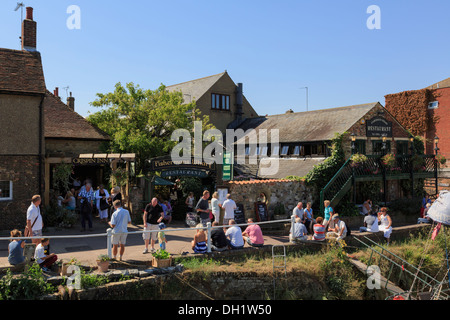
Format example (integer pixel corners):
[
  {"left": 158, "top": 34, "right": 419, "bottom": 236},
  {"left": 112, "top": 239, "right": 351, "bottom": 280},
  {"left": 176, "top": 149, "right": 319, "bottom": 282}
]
[
  {"left": 109, "top": 186, "right": 122, "bottom": 219},
  {"left": 96, "top": 185, "right": 110, "bottom": 223},
  {"left": 185, "top": 192, "right": 195, "bottom": 212},
  {"left": 211, "top": 192, "right": 221, "bottom": 224},
  {"left": 378, "top": 207, "right": 393, "bottom": 244},
  {"left": 323, "top": 200, "right": 334, "bottom": 229}
]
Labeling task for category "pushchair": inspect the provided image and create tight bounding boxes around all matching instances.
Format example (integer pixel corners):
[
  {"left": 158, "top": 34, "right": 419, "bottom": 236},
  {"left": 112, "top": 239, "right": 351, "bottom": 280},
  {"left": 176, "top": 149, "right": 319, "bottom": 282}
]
[{"left": 185, "top": 211, "right": 200, "bottom": 228}]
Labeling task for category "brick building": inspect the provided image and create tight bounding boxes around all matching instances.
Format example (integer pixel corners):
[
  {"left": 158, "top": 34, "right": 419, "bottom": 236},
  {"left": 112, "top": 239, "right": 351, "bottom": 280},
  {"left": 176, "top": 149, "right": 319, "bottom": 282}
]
[
  {"left": 166, "top": 71, "right": 258, "bottom": 134},
  {"left": 385, "top": 77, "right": 450, "bottom": 192},
  {"left": 0, "top": 7, "right": 111, "bottom": 230}
]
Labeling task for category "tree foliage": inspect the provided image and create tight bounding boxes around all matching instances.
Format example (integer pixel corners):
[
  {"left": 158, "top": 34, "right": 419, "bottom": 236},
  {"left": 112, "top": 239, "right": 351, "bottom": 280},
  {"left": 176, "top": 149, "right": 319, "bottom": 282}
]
[{"left": 87, "top": 82, "right": 214, "bottom": 174}]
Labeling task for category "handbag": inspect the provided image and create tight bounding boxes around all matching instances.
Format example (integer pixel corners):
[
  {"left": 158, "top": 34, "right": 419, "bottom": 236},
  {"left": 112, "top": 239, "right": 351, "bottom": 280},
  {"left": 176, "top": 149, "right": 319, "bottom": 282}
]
[
  {"left": 24, "top": 215, "right": 39, "bottom": 237},
  {"left": 100, "top": 199, "right": 110, "bottom": 211}
]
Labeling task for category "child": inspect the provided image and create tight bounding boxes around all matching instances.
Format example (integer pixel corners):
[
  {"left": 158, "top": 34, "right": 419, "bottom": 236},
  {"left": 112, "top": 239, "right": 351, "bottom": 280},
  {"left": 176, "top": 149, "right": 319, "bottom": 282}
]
[
  {"left": 8, "top": 229, "right": 26, "bottom": 271},
  {"left": 158, "top": 222, "right": 167, "bottom": 250},
  {"left": 34, "top": 238, "right": 58, "bottom": 272}
]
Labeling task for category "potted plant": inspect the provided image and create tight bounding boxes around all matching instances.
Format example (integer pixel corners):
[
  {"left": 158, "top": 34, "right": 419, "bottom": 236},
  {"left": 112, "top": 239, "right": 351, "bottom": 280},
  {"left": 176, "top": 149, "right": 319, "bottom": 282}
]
[
  {"left": 96, "top": 254, "right": 111, "bottom": 272},
  {"left": 60, "top": 258, "right": 78, "bottom": 276},
  {"left": 152, "top": 249, "right": 172, "bottom": 268},
  {"left": 381, "top": 153, "right": 396, "bottom": 168},
  {"left": 436, "top": 154, "right": 447, "bottom": 167},
  {"left": 350, "top": 153, "right": 368, "bottom": 168}
]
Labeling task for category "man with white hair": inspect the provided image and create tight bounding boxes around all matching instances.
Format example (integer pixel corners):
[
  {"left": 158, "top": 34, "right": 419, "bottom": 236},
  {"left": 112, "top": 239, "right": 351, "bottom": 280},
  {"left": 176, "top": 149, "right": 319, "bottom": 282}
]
[
  {"left": 292, "top": 202, "right": 304, "bottom": 221},
  {"left": 221, "top": 194, "right": 237, "bottom": 226}
]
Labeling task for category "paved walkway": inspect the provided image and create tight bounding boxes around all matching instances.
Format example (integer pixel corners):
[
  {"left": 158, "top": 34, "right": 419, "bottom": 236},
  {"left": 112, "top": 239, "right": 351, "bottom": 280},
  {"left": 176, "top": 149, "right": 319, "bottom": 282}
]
[{"left": 0, "top": 218, "right": 290, "bottom": 268}]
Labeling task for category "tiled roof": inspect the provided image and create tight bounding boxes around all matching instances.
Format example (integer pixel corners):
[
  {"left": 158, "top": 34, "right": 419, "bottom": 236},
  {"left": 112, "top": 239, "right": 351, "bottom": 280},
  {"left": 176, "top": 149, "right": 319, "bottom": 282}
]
[
  {"left": 44, "top": 90, "right": 110, "bottom": 141},
  {"left": 426, "top": 77, "right": 450, "bottom": 90},
  {"left": 166, "top": 72, "right": 226, "bottom": 101},
  {"left": 0, "top": 48, "right": 46, "bottom": 94},
  {"left": 236, "top": 102, "right": 380, "bottom": 143},
  {"left": 228, "top": 179, "right": 297, "bottom": 185}
]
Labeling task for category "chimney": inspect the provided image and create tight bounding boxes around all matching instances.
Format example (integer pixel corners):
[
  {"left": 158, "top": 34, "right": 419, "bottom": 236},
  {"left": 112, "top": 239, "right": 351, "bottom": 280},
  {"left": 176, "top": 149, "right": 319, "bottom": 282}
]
[
  {"left": 67, "top": 92, "right": 75, "bottom": 111},
  {"left": 53, "top": 87, "right": 59, "bottom": 98},
  {"left": 21, "top": 7, "right": 37, "bottom": 51},
  {"left": 235, "top": 83, "right": 244, "bottom": 122}
]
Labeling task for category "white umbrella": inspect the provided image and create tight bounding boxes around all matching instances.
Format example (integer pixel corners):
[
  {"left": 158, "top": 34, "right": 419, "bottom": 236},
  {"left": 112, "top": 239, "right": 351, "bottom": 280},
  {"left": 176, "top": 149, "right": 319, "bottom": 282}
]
[{"left": 427, "top": 190, "right": 450, "bottom": 226}]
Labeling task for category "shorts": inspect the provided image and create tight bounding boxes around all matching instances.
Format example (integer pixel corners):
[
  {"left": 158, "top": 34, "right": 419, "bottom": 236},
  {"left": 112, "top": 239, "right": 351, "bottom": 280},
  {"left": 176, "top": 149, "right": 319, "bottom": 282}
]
[
  {"left": 111, "top": 233, "right": 128, "bottom": 245},
  {"left": 245, "top": 237, "right": 264, "bottom": 247},
  {"left": 143, "top": 224, "right": 159, "bottom": 241},
  {"left": 32, "top": 229, "right": 43, "bottom": 237}
]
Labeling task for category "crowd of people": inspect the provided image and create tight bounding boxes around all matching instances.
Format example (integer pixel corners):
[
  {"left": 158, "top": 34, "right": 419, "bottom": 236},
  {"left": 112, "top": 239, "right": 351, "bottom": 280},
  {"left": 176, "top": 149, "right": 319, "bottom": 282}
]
[
  {"left": 290, "top": 198, "right": 395, "bottom": 245},
  {"left": 6, "top": 183, "right": 436, "bottom": 271}
]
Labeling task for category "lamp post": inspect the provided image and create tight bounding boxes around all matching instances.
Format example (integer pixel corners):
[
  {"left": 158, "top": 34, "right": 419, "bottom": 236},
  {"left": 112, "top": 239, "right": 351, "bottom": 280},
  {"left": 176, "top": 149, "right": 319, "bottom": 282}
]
[
  {"left": 351, "top": 133, "right": 356, "bottom": 155},
  {"left": 351, "top": 133, "right": 356, "bottom": 203},
  {"left": 434, "top": 136, "right": 439, "bottom": 195},
  {"left": 381, "top": 135, "right": 387, "bottom": 205},
  {"left": 409, "top": 135, "right": 415, "bottom": 198}
]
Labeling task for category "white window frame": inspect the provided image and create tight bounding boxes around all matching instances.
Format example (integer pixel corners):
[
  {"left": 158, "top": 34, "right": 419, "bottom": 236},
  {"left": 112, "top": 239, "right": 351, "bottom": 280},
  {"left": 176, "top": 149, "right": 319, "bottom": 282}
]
[
  {"left": 292, "top": 145, "right": 300, "bottom": 156},
  {"left": 0, "top": 181, "right": 13, "bottom": 201},
  {"left": 260, "top": 146, "right": 268, "bottom": 157},
  {"left": 428, "top": 101, "right": 439, "bottom": 109},
  {"left": 281, "top": 146, "right": 289, "bottom": 156},
  {"left": 271, "top": 145, "right": 279, "bottom": 156}
]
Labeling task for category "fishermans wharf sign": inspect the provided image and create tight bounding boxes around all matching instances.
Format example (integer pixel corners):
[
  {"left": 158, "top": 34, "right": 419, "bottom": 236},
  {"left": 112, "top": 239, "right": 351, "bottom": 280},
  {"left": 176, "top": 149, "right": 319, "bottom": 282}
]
[
  {"left": 366, "top": 116, "right": 392, "bottom": 137},
  {"left": 150, "top": 156, "right": 216, "bottom": 176}
]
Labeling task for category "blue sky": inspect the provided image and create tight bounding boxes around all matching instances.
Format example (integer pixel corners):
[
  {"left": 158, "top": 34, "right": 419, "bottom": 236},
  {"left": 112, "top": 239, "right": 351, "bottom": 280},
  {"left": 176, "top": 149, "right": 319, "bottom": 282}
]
[{"left": 1, "top": 0, "right": 449, "bottom": 118}]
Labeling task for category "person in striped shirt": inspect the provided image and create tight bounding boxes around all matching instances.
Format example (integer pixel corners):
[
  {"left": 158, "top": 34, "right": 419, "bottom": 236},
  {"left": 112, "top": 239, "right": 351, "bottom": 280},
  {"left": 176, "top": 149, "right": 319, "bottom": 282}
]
[{"left": 313, "top": 217, "right": 326, "bottom": 241}]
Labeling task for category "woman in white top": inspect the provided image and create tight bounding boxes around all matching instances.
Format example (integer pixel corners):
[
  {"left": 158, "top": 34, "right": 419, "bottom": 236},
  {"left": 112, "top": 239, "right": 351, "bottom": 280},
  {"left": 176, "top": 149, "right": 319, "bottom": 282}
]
[
  {"left": 378, "top": 207, "right": 392, "bottom": 244},
  {"left": 95, "top": 185, "right": 110, "bottom": 223},
  {"left": 211, "top": 192, "right": 221, "bottom": 224}
]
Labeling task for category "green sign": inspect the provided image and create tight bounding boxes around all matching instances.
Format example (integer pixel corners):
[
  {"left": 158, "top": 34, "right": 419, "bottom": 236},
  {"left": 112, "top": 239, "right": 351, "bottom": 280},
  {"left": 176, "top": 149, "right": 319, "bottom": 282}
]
[{"left": 222, "top": 152, "right": 233, "bottom": 181}]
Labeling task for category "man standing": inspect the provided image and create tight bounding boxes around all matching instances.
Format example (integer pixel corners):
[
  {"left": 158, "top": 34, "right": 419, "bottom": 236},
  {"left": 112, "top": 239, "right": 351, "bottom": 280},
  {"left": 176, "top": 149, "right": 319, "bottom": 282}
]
[
  {"left": 242, "top": 218, "right": 264, "bottom": 247},
  {"left": 221, "top": 194, "right": 237, "bottom": 226},
  {"left": 78, "top": 182, "right": 95, "bottom": 231},
  {"left": 26, "top": 195, "right": 43, "bottom": 245},
  {"left": 292, "top": 202, "right": 304, "bottom": 221},
  {"left": 195, "top": 190, "right": 211, "bottom": 227},
  {"left": 143, "top": 197, "right": 164, "bottom": 253},
  {"left": 109, "top": 200, "right": 131, "bottom": 261}
]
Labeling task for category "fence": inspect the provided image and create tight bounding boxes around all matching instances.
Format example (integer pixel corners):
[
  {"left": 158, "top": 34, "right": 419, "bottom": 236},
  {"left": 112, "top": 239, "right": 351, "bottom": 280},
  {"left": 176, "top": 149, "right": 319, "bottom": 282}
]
[{"left": 0, "top": 217, "right": 296, "bottom": 260}]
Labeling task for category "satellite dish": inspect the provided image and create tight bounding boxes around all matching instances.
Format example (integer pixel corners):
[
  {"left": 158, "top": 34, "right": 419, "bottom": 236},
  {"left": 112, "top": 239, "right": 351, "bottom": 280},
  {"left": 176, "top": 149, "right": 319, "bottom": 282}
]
[{"left": 427, "top": 190, "right": 450, "bottom": 226}]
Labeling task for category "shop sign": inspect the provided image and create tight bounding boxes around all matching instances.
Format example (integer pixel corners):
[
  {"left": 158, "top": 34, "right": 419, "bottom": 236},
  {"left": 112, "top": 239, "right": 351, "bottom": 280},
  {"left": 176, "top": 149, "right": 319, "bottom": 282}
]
[
  {"left": 160, "top": 169, "right": 209, "bottom": 178},
  {"left": 366, "top": 116, "right": 392, "bottom": 137},
  {"left": 72, "top": 157, "right": 109, "bottom": 166}
]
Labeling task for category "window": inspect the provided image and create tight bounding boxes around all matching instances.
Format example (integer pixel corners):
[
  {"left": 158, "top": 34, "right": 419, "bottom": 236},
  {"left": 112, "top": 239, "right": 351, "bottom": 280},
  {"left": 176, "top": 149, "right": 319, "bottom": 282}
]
[
  {"left": 260, "top": 146, "right": 268, "bottom": 156},
  {"left": 211, "top": 93, "right": 230, "bottom": 110},
  {"left": 396, "top": 141, "right": 409, "bottom": 155},
  {"left": 355, "top": 140, "right": 366, "bottom": 155},
  {"left": 428, "top": 101, "right": 439, "bottom": 109},
  {"left": 281, "top": 146, "right": 289, "bottom": 156},
  {"left": 372, "top": 140, "right": 391, "bottom": 155},
  {"left": 0, "top": 181, "right": 12, "bottom": 201},
  {"left": 271, "top": 145, "right": 280, "bottom": 156},
  {"left": 292, "top": 146, "right": 300, "bottom": 156},
  {"left": 245, "top": 146, "right": 250, "bottom": 156}
]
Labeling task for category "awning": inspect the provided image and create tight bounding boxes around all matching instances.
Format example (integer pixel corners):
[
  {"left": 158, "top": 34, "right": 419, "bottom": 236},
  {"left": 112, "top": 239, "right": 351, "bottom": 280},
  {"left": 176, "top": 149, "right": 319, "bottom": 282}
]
[{"left": 152, "top": 176, "right": 175, "bottom": 186}]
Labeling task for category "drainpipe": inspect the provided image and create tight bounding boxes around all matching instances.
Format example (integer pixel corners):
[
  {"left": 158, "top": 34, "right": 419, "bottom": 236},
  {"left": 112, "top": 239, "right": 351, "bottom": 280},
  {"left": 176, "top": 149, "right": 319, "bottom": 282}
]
[{"left": 38, "top": 93, "right": 45, "bottom": 197}]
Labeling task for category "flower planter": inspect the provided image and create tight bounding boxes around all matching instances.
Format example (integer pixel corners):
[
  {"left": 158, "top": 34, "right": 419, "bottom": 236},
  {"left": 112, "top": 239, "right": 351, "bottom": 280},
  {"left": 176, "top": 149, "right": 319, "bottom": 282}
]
[
  {"left": 96, "top": 260, "right": 110, "bottom": 272},
  {"left": 152, "top": 256, "right": 172, "bottom": 268}
]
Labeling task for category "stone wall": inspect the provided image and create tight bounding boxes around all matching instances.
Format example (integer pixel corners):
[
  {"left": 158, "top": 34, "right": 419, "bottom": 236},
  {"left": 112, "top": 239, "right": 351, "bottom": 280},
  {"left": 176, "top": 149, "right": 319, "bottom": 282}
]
[
  {"left": 0, "top": 155, "right": 41, "bottom": 230},
  {"left": 227, "top": 179, "right": 316, "bottom": 220}
]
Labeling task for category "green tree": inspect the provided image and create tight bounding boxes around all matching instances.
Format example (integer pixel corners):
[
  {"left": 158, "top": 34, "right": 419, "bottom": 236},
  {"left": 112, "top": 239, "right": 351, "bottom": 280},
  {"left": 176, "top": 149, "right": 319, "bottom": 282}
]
[{"left": 87, "top": 82, "right": 214, "bottom": 174}]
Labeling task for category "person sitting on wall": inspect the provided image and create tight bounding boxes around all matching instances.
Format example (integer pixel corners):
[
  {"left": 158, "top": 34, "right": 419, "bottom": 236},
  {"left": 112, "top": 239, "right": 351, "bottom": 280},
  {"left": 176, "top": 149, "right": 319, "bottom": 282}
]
[
  {"left": 242, "top": 218, "right": 264, "bottom": 247},
  {"left": 418, "top": 203, "right": 434, "bottom": 224},
  {"left": 359, "top": 209, "right": 379, "bottom": 233},
  {"left": 291, "top": 217, "right": 309, "bottom": 242},
  {"left": 225, "top": 219, "right": 244, "bottom": 250},
  {"left": 326, "top": 214, "right": 347, "bottom": 241},
  {"left": 210, "top": 221, "right": 228, "bottom": 252}
]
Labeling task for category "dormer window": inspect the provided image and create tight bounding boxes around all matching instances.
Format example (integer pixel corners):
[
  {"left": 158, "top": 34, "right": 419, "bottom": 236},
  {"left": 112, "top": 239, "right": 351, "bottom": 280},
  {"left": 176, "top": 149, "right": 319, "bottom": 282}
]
[{"left": 211, "top": 93, "right": 230, "bottom": 110}]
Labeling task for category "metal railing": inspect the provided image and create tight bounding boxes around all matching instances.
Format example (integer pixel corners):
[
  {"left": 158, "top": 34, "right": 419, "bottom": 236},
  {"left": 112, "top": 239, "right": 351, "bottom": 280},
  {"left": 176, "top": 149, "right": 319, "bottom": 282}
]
[{"left": 0, "top": 216, "right": 296, "bottom": 260}]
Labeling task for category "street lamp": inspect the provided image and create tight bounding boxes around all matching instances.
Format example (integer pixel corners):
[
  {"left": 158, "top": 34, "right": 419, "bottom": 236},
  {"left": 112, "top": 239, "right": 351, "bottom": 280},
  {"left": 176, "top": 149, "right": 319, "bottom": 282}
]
[
  {"left": 409, "top": 135, "right": 415, "bottom": 155},
  {"left": 382, "top": 136, "right": 387, "bottom": 155},
  {"left": 351, "top": 133, "right": 356, "bottom": 154},
  {"left": 434, "top": 136, "right": 440, "bottom": 154}
]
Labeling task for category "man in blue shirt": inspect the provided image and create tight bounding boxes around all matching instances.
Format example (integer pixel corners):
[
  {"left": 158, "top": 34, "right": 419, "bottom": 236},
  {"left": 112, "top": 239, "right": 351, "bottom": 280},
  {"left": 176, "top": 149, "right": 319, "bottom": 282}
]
[
  {"left": 109, "top": 200, "right": 131, "bottom": 261},
  {"left": 78, "top": 182, "right": 95, "bottom": 231}
]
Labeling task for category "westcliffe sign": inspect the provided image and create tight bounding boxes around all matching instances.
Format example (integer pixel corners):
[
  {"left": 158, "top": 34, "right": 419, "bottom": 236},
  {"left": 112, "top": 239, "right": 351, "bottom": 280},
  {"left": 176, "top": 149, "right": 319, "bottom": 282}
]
[{"left": 366, "top": 116, "right": 392, "bottom": 137}]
